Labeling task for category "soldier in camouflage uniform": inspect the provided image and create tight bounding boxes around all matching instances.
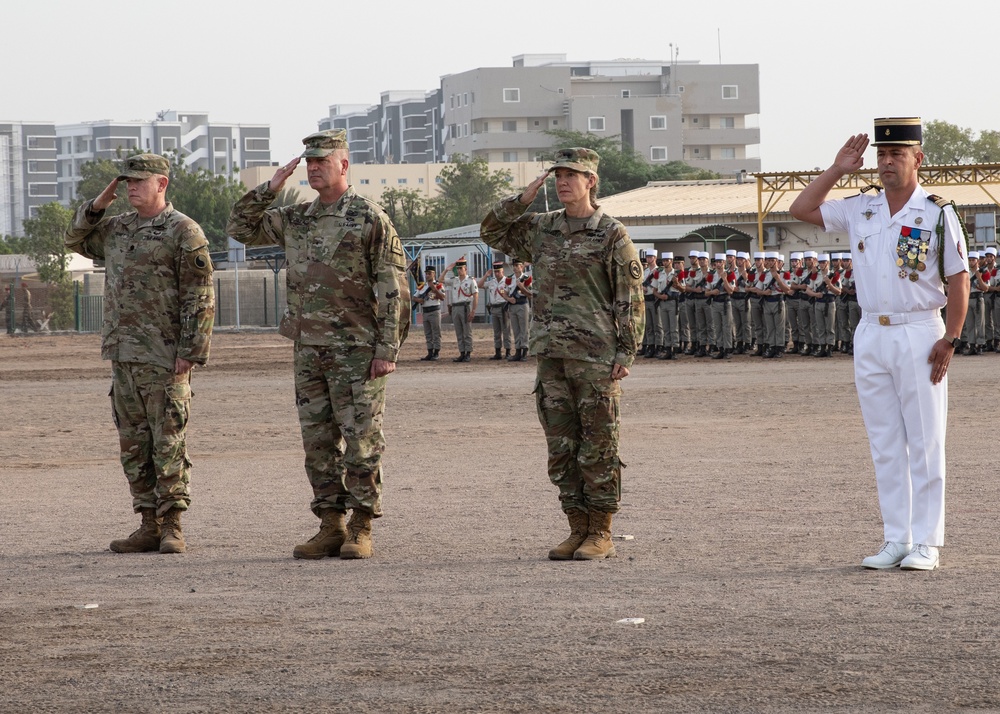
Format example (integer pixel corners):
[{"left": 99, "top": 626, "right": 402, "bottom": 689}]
[
  {"left": 65, "top": 154, "right": 215, "bottom": 555},
  {"left": 227, "top": 129, "right": 409, "bottom": 560},
  {"left": 480, "top": 147, "right": 644, "bottom": 561}
]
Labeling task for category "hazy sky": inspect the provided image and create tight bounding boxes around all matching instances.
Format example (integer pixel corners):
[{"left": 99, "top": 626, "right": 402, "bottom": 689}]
[{"left": 3, "top": 0, "right": 995, "bottom": 174}]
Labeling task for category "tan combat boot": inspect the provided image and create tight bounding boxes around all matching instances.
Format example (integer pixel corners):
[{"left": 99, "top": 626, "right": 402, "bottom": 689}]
[
  {"left": 109, "top": 508, "right": 161, "bottom": 553},
  {"left": 159, "top": 508, "right": 186, "bottom": 554},
  {"left": 548, "top": 509, "right": 590, "bottom": 560},
  {"left": 292, "top": 510, "right": 347, "bottom": 560},
  {"left": 339, "top": 510, "right": 373, "bottom": 559},
  {"left": 573, "top": 510, "right": 616, "bottom": 560}
]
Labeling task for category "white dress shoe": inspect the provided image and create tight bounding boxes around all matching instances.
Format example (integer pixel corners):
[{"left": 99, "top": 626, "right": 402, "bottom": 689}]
[
  {"left": 861, "top": 541, "right": 912, "bottom": 569},
  {"left": 900, "top": 544, "right": 940, "bottom": 571}
]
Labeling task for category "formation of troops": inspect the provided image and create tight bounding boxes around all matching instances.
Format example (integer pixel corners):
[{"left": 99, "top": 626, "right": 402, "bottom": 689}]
[
  {"left": 412, "top": 243, "right": 1000, "bottom": 364},
  {"left": 635, "top": 246, "right": 1000, "bottom": 361}
]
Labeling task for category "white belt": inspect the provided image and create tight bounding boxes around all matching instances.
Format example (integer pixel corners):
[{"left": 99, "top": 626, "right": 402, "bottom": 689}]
[{"left": 862, "top": 309, "right": 939, "bottom": 326}]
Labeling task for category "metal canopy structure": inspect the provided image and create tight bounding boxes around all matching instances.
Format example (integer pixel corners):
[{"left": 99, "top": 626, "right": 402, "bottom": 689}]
[
  {"left": 678, "top": 224, "right": 754, "bottom": 249},
  {"left": 753, "top": 163, "right": 1000, "bottom": 249}
]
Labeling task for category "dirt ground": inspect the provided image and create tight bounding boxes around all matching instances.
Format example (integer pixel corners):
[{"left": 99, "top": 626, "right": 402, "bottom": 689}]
[{"left": 2, "top": 328, "right": 999, "bottom": 713}]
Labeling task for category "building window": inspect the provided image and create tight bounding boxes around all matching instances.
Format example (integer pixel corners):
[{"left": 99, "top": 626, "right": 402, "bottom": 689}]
[
  {"left": 26, "top": 135, "right": 55, "bottom": 150},
  {"left": 27, "top": 160, "right": 56, "bottom": 174},
  {"left": 449, "top": 124, "right": 456, "bottom": 139},
  {"left": 721, "top": 116, "right": 736, "bottom": 128},
  {"left": 722, "top": 85, "right": 738, "bottom": 99},
  {"left": 463, "top": 123, "right": 469, "bottom": 137},
  {"left": 96, "top": 137, "right": 138, "bottom": 152},
  {"left": 678, "top": 85, "right": 685, "bottom": 93},
  {"left": 161, "top": 137, "right": 178, "bottom": 153},
  {"left": 502, "top": 121, "right": 517, "bottom": 133},
  {"left": 359, "top": 178, "right": 370, "bottom": 185},
  {"left": 692, "top": 117, "right": 700, "bottom": 124},
  {"left": 244, "top": 137, "right": 269, "bottom": 152},
  {"left": 299, "top": 180, "right": 309, "bottom": 186},
  {"left": 418, "top": 177, "right": 424, "bottom": 184},
  {"left": 463, "top": 93, "right": 468, "bottom": 106},
  {"left": 435, "top": 176, "right": 443, "bottom": 184},
  {"left": 721, "top": 147, "right": 736, "bottom": 159},
  {"left": 503, "top": 88, "right": 520, "bottom": 103},
  {"left": 450, "top": 95, "right": 454, "bottom": 108},
  {"left": 397, "top": 178, "right": 408, "bottom": 184},
  {"left": 552, "top": 120, "right": 559, "bottom": 126},
  {"left": 621, "top": 90, "right": 631, "bottom": 98},
  {"left": 650, "top": 116, "right": 667, "bottom": 130},
  {"left": 28, "top": 182, "right": 58, "bottom": 197},
  {"left": 588, "top": 117, "right": 605, "bottom": 132},
  {"left": 503, "top": 151, "right": 517, "bottom": 162},
  {"left": 214, "top": 137, "right": 228, "bottom": 153},
  {"left": 650, "top": 147, "right": 668, "bottom": 162},
  {"left": 380, "top": 178, "right": 387, "bottom": 185},
  {"left": 471, "top": 92, "right": 475, "bottom": 103}
]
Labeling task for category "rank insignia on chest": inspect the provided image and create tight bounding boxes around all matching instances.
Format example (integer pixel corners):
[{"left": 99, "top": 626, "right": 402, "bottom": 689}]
[{"left": 864, "top": 210, "right": 874, "bottom": 220}]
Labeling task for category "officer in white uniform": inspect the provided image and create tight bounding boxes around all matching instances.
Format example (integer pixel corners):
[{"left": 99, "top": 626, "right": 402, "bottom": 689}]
[{"left": 791, "top": 117, "right": 969, "bottom": 571}]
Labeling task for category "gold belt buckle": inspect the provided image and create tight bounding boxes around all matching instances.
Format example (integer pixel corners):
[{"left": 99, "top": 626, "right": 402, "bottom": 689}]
[{"left": 878, "top": 315, "right": 891, "bottom": 326}]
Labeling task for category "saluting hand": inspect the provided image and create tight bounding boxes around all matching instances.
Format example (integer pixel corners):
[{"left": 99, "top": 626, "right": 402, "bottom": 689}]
[
  {"left": 92, "top": 179, "right": 121, "bottom": 212},
  {"left": 269, "top": 157, "right": 301, "bottom": 193},
  {"left": 519, "top": 171, "right": 551, "bottom": 206},
  {"left": 833, "top": 134, "right": 869, "bottom": 174}
]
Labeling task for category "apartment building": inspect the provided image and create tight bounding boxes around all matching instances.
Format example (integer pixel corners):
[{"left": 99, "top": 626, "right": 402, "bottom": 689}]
[
  {"left": 318, "top": 90, "right": 444, "bottom": 165},
  {"left": 323, "top": 54, "right": 760, "bottom": 175},
  {"left": 0, "top": 121, "right": 58, "bottom": 236},
  {"left": 56, "top": 111, "right": 271, "bottom": 203}
]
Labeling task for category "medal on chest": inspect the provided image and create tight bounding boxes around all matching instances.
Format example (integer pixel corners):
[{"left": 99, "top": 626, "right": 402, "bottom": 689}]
[{"left": 896, "top": 226, "right": 930, "bottom": 282}]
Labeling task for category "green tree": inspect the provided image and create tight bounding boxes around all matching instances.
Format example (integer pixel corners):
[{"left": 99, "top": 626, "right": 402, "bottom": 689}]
[
  {"left": 21, "top": 202, "right": 74, "bottom": 329},
  {"left": 429, "top": 155, "right": 513, "bottom": 229},
  {"left": 380, "top": 187, "right": 431, "bottom": 237},
  {"left": 0, "top": 234, "right": 32, "bottom": 255},
  {"left": 922, "top": 120, "right": 976, "bottom": 164},
  {"left": 972, "top": 129, "right": 1000, "bottom": 163}
]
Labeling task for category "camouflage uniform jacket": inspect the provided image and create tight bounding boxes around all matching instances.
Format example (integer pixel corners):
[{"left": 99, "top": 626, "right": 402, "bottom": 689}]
[
  {"left": 226, "top": 183, "right": 409, "bottom": 361},
  {"left": 65, "top": 201, "right": 215, "bottom": 369},
  {"left": 480, "top": 195, "right": 644, "bottom": 368}
]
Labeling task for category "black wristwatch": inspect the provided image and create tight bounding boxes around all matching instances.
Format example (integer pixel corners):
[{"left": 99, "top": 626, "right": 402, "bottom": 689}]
[{"left": 945, "top": 335, "right": 961, "bottom": 349}]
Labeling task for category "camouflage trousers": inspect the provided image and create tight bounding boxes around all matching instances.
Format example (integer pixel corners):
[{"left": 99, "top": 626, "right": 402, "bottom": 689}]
[
  {"left": 110, "top": 361, "right": 192, "bottom": 515},
  {"left": 533, "top": 357, "right": 623, "bottom": 514},
  {"left": 294, "top": 344, "right": 386, "bottom": 518}
]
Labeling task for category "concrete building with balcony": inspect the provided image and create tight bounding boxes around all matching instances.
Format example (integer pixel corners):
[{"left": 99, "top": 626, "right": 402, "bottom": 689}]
[
  {"left": 0, "top": 121, "right": 59, "bottom": 236},
  {"left": 55, "top": 111, "right": 271, "bottom": 204},
  {"left": 442, "top": 54, "right": 760, "bottom": 175},
  {"left": 322, "top": 54, "right": 759, "bottom": 175},
  {"left": 319, "top": 90, "right": 444, "bottom": 165}
]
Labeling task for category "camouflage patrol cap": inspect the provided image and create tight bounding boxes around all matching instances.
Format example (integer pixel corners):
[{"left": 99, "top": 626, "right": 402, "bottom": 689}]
[
  {"left": 301, "top": 129, "right": 348, "bottom": 157},
  {"left": 549, "top": 147, "right": 600, "bottom": 174},
  {"left": 117, "top": 154, "right": 170, "bottom": 181}
]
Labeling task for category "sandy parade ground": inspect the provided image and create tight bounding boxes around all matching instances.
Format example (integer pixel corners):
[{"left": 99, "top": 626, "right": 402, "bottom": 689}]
[{"left": 2, "top": 328, "right": 999, "bottom": 713}]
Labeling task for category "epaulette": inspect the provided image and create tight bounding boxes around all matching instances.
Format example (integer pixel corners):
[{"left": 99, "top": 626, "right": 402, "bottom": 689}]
[{"left": 927, "top": 193, "right": 953, "bottom": 210}]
